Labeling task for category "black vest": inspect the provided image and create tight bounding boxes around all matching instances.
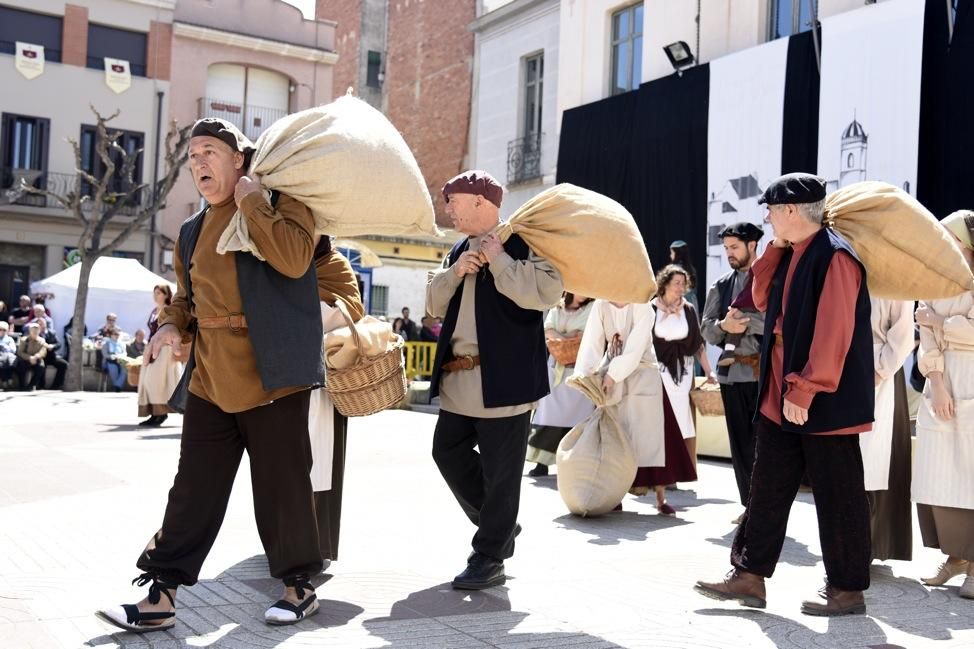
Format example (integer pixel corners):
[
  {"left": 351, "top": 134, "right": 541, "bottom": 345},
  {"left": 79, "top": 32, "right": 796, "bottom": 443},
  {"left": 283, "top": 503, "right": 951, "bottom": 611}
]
[
  {"left": 176, "top": 195, "right": 323, "bottom": 393},
  {"left": 430, "top": 235, "right": 549, "bottom": 408},
  {"left": 757, "top": 228, "right": 874, "bottom": 433}
]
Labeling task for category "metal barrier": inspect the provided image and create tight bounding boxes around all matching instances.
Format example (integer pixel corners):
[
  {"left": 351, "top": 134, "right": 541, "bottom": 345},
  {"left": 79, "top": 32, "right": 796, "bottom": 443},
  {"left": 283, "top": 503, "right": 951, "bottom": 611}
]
[{"left": 403, "top": 341, "right": 437, "bottom": 381}]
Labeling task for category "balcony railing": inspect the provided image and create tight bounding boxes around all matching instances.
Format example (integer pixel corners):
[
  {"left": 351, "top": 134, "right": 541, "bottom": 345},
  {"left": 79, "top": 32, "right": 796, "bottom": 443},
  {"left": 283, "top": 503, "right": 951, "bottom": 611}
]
[
  {"left": 197, "top": 97, "right": 289, "bottom": 142},
  {"left": 1, "top": 167, "right": 148, "bottom": 215},
  {"left": 507, "top": 134, "right": 543, "bottom": 185}
]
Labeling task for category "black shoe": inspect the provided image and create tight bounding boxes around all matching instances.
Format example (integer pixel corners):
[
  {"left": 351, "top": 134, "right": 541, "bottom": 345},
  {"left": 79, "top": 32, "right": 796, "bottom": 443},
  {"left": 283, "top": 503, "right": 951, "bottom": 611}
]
[
  {"left": 138, "top": 416, "right": 157, "bottom": 427},
  {"left": 150, "top": 415, "right": 168, "bottom": 427},
  {"left": 452, "top": 553, "right": 505, "bottom": 590},
  {"left": 527, "top": 463, "right": 549, "bottom": 477}
]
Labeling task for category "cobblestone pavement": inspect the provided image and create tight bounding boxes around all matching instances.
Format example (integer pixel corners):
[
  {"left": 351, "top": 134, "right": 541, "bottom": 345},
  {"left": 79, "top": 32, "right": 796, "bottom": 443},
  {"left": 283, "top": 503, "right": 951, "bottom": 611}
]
[{"left": 0, "top": 391, "right": 972, "bottom": 649}]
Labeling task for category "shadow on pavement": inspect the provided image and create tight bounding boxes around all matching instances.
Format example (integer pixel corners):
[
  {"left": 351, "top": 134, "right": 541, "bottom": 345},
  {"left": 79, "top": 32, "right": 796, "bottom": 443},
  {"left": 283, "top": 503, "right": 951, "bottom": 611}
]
[
  {"left": 866, "top": 569, "right": 974, "bottom": 642},
  {"left": 554, "top": 510, "right": 690, "bottom": 545},
  {"left": 695, "top": 607, "right": 900, "bottom": 649},
  {"left": 706, "top": 528, "right": 822, "bottom": 567},
  {"left": 364, "top": 584, "right": 625, "bottom": 648}
]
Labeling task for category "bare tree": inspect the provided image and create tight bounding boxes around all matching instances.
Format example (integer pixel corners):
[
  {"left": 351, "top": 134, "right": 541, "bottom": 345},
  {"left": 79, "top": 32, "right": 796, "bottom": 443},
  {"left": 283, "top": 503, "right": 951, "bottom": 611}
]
[{"left": 22, "top": 106, "right": 192, "bottom": 391}]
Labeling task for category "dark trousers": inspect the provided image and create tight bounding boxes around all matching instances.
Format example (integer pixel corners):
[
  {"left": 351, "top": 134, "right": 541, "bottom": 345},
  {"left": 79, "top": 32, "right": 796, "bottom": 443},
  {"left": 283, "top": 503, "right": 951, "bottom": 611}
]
[
  {"left": 137, "top": 390, "right": 322, "bottom": 586},
  {"left": 15, "top": 358, "right": 44, "bottom": 390},
  {"left": 40, "top": 357, "right": 67, "bottom": 389},
  {"left": 432, "top": 410, "right": 530, "bottom": 561},
  {"left": 719, "top": 381, "right": 759, "bottom": 506},
  {"left": 732, "top": 416, "right": 871, "bottom": 591}
]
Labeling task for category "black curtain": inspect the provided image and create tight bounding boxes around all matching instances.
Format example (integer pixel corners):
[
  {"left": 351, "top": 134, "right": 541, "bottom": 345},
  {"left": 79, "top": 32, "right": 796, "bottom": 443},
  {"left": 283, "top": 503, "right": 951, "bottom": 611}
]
[
  {"left": 781, "top": 28, "right": 821, "bottom": 175},
  {"left": 918, "top": 0, "right": 974, "bottom": 218},
  {"left": 622, "top": 66, "right": 710, "bottom": 306},
  {"left": 556, "top": 91, "right": 637, "bottom": 202}
]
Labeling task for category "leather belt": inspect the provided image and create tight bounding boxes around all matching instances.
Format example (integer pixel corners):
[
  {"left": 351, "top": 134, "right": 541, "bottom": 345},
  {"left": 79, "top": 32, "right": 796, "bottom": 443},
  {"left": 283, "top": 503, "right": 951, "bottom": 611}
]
[
  {"left": 442, "top": 354, "right": 480, "bottom": 372},
  {"left": 734, "top": 353, "right": 761, "bottom": 373},
  {"left": 774, "top": 333, "right": 784, "bottom": 347},
  {"left": 197, "top": 314, "right": 248, "bottom": 332}
]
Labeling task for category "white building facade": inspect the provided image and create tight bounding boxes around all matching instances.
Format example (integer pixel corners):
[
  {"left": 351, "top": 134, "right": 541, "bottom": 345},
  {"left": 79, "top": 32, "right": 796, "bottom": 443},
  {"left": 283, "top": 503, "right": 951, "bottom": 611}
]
[{"left": 468, "top": 0, "right": 560, "bottom": 219}]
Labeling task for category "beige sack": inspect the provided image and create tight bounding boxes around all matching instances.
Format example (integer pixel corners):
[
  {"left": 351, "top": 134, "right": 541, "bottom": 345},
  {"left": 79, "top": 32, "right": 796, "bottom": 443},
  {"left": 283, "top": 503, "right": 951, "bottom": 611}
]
[
  {"left": 825, "top": 182, "right": 974, "bottom": 300},
  {"left": 324, "top": 315, "right": 401, "bottom": 370},
  {"left": 218, "top": 94, "right": 440, "bottom": 259},
  {"left": 556, "top": 374, "right": 637, "bottom": 517},
  {"left": 494, "top": 184, "right": 656, "bottom": 303}
]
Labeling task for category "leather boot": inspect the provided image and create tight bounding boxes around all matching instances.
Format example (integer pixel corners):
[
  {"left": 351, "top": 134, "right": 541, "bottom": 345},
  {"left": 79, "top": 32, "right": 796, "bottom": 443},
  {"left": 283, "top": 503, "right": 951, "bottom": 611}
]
[
  {"left": 800, "top": 583, "right": 866, "bottom": 616},
  {"left": 452, "top": 552, "right": 505, "bottom": 590},
  {"left": 694, "top": 569, "right": 766, "bottom": 608}
]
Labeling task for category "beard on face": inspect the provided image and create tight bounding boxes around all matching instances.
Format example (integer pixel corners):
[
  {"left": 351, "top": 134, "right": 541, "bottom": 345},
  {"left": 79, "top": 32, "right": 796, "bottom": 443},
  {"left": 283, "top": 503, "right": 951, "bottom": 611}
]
[{"left": 727, "top": 249, "right": 752, "bottom": 270}]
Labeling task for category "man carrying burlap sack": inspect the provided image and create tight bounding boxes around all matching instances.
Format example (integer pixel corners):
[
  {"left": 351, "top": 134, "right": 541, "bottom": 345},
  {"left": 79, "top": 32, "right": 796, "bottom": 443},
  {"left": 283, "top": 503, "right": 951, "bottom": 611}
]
[
  {"left": 98, "top": 118, "right": 325, "bottom": 632},
  {"left": 427, "top": 170, "right": 563, "bottom": 590},
  {"left": 696, "top": 173, "right": 874, "bottom": 617}
]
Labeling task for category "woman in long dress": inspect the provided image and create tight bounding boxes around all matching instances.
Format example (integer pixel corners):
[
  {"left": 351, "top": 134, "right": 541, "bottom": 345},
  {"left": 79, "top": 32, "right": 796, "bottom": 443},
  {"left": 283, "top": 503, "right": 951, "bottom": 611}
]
[
  {"left": 309, "top": 236, "right": 364, "bottom": 562},
  {"left": 865, "top": 298, "right": 915, "bottom": 561},
  {"left": 137, "top": 284, "right": 185, "bottom": 427},
  {"left": 913, "top": 209, "right": 974, "bottom": 599},
  {"left": 526, "top": 293, "right": 595, "bottom": 477},
  {"left": 573, "top": 299, "right": 693, "bottom": 515},
  {"left": 650, "top": 265, "right": 716, "bottom": 471}
]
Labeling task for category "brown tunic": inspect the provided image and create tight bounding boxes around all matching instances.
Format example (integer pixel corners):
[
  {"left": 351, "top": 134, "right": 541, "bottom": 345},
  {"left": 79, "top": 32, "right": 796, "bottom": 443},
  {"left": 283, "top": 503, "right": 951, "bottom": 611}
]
[{"left": 159, "top": 191, "right": 316, "bottom": 413}]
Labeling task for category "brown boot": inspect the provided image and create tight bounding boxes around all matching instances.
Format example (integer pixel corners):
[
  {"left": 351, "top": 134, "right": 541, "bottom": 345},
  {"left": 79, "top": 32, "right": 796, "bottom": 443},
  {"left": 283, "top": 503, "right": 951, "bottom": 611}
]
[
  {"left": 800, "top": 583, "right": 866, "bottom": 616},
  {"left": 694, "top": 569, "right": 766, "bottom": 608}
]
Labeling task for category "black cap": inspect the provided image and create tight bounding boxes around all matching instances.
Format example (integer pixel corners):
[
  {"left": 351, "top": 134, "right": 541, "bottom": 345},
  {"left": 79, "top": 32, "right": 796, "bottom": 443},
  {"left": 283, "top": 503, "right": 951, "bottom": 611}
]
[
  {"left": 718, "top": 221, "right": 764, "bottom": 242},
  {"left": 757, "top": 172, "right": 826, "bottom": 206},
  {"left": 191, "top": 118, "right": 255, "bottom": 159}
]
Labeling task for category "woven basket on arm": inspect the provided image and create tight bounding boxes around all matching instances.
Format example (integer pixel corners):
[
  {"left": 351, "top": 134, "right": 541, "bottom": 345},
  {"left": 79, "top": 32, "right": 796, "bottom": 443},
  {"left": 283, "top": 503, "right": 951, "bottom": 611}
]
[
  {"left": 689, "top": 384, "right": 724, "bottom": 417},
  {"left": 324, "top": 301, "right": 407, "bottom": 417},
  {"left": 546, "top": 335, "right": 582, "bottom": 367}
]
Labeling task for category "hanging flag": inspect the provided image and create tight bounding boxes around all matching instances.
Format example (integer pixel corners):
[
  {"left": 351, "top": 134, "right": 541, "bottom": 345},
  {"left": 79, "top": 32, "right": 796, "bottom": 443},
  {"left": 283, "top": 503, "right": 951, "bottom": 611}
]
[
  {"left": 15, "top": 42, "right": 45, "bottom": 80},
  {"left": 104, "top": 57, "right": 131, "bottom": 94}
]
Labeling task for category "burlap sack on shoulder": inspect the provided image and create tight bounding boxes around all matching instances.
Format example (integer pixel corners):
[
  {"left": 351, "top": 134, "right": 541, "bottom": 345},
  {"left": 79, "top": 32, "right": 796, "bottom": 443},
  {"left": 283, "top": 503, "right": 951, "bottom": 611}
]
[
  {"left": 494, "top": 184, "right": 656, "bottom": 303},
  {"left": 556, "top": 374, "right": 637, "bottom": 517},
  {"left": 825, "top": 181, "right": 974, "bottom": 300},
  {"left": 218, "top": 94, "right": 440, "bottom": 259}
]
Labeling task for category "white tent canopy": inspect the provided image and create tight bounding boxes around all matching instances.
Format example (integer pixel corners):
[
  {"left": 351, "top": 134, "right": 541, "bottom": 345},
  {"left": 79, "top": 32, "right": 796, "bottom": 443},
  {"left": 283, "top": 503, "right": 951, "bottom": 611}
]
[{"left": 31, "top": 257, "right": 176, "bottom": 339}]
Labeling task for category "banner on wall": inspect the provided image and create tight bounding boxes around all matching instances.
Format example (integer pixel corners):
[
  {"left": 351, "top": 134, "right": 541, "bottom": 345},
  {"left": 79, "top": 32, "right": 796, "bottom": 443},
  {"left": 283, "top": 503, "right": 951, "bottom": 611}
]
[
  {"left": 818, "top": 0, "right": 924, "bottom": 197},
  {"left": 705, "top": 37, "right": 789, "bottom": 290},
  {"left": 104, "top": 57, "right": 131, "bottom": 94},
  {"left": 15, "top": 42, "right": 44, "bottom": 80}
]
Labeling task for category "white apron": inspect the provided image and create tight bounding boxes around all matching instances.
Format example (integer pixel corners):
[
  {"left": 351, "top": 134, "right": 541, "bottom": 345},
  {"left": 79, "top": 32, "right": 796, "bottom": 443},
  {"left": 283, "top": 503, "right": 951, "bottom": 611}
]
[
  {"left": 653, "top": 302, "right": 696, "bottom": 439},
  {"left": 912, "top": 348, "right": 974, "bottom": 510},
  {"left": 860, "top": 342, "right": 895, "bottom": 491},
  {"left": 309, "top": 302, "right": 346, "bottom": 492}
]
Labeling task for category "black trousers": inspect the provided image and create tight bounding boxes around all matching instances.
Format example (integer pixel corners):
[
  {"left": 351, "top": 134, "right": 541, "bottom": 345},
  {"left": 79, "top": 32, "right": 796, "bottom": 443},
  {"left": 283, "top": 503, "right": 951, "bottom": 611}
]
[
  {"left": 137, "top": 390, "right": 322, "bottom": 586},
  {"left": 40, "top": 357, "right": 67, "bottom": 389},
  {"left": 16, "top": 358, "right": 44, "bottom": 389},
  {"left": 719, "top": 381, "right": 759, "bottom": 506},
  {"left": 732, "top": 416, "right": 871, "bottom": 591},
  {"left": 432, "top": 410, "right": 530, "bottom": 561}
]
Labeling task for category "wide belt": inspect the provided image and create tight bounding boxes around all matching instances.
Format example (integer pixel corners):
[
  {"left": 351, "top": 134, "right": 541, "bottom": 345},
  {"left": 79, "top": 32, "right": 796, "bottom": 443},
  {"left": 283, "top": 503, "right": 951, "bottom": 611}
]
[
  {"left": 441, "top": 354, "right": 480, "bottom": 372},
  {"left": 734, "top": 353, "right": 761, "bottom": 373},
  {"left": 197, "top": 314, "right": 248, "bottom": 331}
]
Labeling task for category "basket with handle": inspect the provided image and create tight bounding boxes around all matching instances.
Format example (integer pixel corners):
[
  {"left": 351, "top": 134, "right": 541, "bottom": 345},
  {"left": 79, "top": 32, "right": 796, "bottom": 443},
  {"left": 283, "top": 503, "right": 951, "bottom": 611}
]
[
  {"left": 689, "top": 383, "right": 724, "bottom": 417},
  {"left": 546, "top": 334, "right": 582, "bottom": 366},
  {"left": 324, "top": 301, "right": 407, "bottom": 417}
]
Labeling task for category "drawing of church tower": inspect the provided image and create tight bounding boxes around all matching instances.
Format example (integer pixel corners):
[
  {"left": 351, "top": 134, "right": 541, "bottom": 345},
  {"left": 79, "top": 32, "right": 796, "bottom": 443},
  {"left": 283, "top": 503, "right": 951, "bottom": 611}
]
[{"left": 839, "top": 114, "right": 868, "bottom": 188}]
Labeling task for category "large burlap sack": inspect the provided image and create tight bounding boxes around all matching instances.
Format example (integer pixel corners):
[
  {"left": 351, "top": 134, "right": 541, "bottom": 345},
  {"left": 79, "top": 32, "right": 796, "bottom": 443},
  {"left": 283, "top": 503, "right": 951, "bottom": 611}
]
[
  {"left": 825, "top": 182, "right": 974, "bottom": 300},
  {"left": 218, "top": 94, "right": 440, "bottom": 258},
  {"left": 556, "top": 374, "right": 637, "bottom": 517},
  {"left": 494, "top": 184, "right": 655, "bottom": 303}
]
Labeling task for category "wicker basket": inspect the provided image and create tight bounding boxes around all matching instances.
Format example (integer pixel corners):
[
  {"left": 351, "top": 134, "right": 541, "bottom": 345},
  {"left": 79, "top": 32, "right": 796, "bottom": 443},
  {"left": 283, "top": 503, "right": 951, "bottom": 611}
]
[
  {"left": 325, "top": 302, "right": 408, "bottom": 417},
  {"left": 546, "top": 335, "right": 582, "bottom": 366},
  {"left": 126, "top": 363, "right": 141, "bottom": 387},
  {"left": 689, "top": 385, "right": 724, "bottom": 417}
]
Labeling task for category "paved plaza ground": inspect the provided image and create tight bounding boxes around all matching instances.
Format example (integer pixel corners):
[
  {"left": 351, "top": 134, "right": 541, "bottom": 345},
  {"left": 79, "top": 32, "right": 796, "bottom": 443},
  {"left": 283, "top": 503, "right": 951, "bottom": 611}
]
[{"left": 0, "top": 391, "right": 972, "bottom": 649}]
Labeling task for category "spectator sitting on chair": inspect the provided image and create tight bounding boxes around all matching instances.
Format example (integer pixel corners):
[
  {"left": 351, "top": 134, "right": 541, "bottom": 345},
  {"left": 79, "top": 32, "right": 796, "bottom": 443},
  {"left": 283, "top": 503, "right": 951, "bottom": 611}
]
[
  {"left": 15, "top": 323, "right": 48, "bottom": 391},
  {"left": 95, "top": 313, "right": 119, "bottom": 342},
  {"left": 102, "top": 328, "right": 128, "bottom": 392},
  {"left": 36, "top": 318, "right": 68, "bottom": 390},
  {"left": 63, "top": 316, "right": 88, "bottom": 362},
  {"left": 9, "top": 295, "right": 32, "bottom": 334},
  {"left": 0, "top": 321, "right": 16, "bottom": 389},
  {"left": 27, "top": 304, "right": 54, "bottom": 332},
  {"left": 128, "top": 329, "right": 147, "bottom": 358},
  {"left": 420, "top": 316, "right": 439, "bottom": 342}
]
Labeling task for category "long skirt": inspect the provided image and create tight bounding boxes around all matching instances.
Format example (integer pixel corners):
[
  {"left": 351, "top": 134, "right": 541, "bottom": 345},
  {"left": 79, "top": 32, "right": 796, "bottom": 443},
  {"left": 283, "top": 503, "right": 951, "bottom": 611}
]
[
  {"left": 137, "top": 346, "right": 184, "bottom": 417},
  {"left": 526, "top": 425, "right": 570, "bottom": 466},
  {"left": 918, "top": 504, "right": 974, "bottom": 561},
  {"left": 868, "top": 369, "right": 913, "bottom": 561},
  {"left": 632, "top": 389, "right": 697, "bottom": 488},
  {"left": 314, "top": 410, "right": 347, "bottom": 562},
  {"left": 528, "top": 361, "right": 594, "bottom": 465}
]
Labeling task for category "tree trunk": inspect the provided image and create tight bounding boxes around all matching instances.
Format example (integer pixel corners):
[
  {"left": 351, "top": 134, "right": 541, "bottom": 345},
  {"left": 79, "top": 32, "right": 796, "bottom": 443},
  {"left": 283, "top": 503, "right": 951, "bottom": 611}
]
[{"left": 64, "top": 255, "right": 96, "bottom": 392}]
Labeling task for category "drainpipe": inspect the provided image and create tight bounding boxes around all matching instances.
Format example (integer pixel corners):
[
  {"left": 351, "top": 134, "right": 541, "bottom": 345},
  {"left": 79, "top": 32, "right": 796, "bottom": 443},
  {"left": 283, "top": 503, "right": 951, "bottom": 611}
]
[{"left": 150, "top": 89, "right": 163, "bottom": 271}]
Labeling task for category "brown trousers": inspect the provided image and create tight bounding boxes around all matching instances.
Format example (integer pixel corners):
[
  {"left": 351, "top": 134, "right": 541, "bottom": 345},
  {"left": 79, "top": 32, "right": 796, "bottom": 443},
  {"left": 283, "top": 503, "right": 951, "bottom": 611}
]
[{"left": 137, "top": 390, "right": 322, "bottom": 585}]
